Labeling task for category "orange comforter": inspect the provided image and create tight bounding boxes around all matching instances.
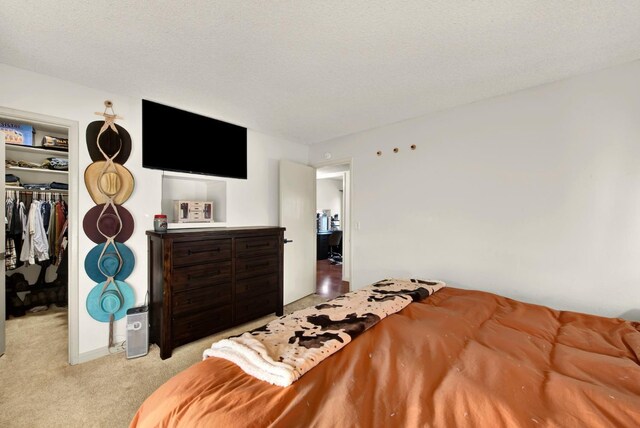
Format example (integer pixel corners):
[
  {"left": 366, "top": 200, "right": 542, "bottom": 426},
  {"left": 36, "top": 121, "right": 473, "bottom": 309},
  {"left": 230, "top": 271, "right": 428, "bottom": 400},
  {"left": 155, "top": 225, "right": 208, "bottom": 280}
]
[{"left": 130, "top": 287, "right": 640, "bottom": 427}]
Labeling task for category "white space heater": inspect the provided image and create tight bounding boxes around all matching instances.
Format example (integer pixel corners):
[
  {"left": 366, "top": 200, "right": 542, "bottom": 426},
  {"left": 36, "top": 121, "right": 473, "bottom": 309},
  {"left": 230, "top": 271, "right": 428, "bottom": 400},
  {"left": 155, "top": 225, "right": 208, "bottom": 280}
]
[{"left": 126, "top": 305, "right": 149, "bottom": 359}]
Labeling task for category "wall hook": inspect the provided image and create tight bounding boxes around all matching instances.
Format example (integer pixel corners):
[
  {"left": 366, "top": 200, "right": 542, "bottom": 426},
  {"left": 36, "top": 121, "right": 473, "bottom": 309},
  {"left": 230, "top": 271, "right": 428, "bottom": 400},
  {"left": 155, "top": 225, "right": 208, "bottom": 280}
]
[{"left": 95, "top": 100, "right": 124, "bottom": 120}]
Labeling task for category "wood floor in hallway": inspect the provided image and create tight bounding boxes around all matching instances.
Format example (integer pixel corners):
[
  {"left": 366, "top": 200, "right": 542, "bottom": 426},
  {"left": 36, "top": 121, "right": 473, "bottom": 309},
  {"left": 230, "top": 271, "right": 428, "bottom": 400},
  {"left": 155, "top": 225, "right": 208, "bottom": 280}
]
[{"left": 316, "top": 259, "right": 349, "bottom": 299}]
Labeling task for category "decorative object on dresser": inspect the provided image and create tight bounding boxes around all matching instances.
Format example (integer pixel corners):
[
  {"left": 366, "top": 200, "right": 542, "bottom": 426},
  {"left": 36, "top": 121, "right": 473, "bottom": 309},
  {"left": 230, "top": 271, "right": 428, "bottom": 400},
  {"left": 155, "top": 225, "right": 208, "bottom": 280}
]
[
  {"left": 153, "top": 214, "right": 168, "bottom": 232},
  {"left": 146, "top": 226, "right": 285, "bottom": 359},
  {"left": 173, "top": 200, "right": 214, "bottom": 223}
]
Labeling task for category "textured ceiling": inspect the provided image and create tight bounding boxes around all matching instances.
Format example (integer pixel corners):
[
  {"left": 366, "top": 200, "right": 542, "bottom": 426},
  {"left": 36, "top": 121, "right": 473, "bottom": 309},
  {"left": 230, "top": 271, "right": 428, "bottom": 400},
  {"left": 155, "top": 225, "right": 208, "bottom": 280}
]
[{"left": 2, "top": 1, "right": 640, "bottom": 144}]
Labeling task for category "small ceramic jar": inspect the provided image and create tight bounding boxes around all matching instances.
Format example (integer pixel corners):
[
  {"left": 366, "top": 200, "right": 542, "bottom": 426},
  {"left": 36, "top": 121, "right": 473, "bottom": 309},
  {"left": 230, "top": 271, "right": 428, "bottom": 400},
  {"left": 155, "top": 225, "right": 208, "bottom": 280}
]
[{"left": 154, "top": 214, "right": 168, "bottom": 232}]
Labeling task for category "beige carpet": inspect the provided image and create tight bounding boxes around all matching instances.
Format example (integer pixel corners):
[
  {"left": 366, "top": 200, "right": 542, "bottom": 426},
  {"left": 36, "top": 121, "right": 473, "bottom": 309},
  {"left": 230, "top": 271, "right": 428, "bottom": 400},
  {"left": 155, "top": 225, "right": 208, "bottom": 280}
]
[{"left": 0, "top": 294, "right": 327, "bottom": 428}]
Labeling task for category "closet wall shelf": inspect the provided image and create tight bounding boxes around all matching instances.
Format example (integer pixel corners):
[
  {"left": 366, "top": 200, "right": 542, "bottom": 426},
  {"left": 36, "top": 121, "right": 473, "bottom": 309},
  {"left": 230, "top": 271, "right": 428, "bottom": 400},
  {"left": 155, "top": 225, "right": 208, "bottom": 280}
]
[
  {"left": 6, "top": 145, "right": 68, "bottom": 156},
  {"left": 6, "top": 166, "right": 68, "bottom": 175}
]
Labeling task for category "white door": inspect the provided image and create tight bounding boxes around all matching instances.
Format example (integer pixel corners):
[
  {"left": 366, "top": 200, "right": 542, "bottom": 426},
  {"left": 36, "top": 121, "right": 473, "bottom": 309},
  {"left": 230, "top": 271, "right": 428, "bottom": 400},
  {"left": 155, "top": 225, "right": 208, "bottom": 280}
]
[
  {"left": 0, "top": 132, "right": 5, "bottom": 356},
  {"left": 279, "top": 160, "right": 316, "bottom": 304}
]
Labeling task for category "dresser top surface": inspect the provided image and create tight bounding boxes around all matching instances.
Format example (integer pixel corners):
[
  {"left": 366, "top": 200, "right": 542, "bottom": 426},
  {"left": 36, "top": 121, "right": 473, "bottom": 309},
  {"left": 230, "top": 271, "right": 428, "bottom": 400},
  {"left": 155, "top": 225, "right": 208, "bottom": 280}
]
[{"left": 146, "top": 226, "right": 285, "bottom": 238}]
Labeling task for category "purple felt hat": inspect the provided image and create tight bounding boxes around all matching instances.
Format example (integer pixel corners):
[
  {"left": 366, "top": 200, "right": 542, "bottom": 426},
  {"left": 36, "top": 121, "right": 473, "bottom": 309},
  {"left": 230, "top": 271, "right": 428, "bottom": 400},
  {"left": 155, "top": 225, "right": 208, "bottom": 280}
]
[{"left": 83, "top": 203, "right": 134, "bottom": 243}]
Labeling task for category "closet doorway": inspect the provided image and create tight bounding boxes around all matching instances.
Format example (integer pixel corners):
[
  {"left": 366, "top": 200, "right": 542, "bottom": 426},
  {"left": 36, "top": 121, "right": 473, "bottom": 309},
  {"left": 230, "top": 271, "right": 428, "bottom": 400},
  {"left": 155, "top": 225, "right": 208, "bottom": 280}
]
[
  {"left": 315, "top": 162, "right": 351, "bottom": 299},
  {"left": 0, "top": 107, "right": 79, "bottom": 364}
]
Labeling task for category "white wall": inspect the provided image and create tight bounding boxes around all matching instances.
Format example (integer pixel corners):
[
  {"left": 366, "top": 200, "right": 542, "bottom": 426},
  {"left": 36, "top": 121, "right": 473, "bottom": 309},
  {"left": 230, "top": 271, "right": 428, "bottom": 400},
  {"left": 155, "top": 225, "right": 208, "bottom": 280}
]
[
  {"left": 310, "top": 60, "right": 640, "bottom": 320},
  {"left": 0, "top": 63, "right": 309, "bottom": 361},
  {"left": 316, "top": 178, "right": 342, "bottom": 220},
  {"left": 227, "top": 130, "right": 309, "bottom": 226}
]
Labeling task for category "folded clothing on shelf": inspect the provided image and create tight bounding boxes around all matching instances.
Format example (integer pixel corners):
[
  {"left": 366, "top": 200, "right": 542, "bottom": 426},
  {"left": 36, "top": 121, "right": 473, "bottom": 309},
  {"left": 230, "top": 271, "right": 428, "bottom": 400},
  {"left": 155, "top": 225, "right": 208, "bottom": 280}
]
[
  {"left": 22, "top": 183, "right": 51, "bottom": 190},
  {"left": 42, "top": 136, "right": 68, "bottom": 150},
  {"left": 47, "top": 157, "right": 68, "bottom": 171},
  {"left": 49, "top": 182, "right": 68, "bottom": 190},
  {"left": 6, "top": 173, "right": 21, "bottom": 186},
  {"left": 18, "top": 182, "right": 68, "bottom": 191}
]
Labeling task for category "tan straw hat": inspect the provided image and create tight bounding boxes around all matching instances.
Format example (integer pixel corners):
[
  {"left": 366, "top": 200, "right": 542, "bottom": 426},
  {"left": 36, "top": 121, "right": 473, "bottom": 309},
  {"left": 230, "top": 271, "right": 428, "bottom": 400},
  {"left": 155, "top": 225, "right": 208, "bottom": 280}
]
[{"left": 84, "top": 161, "right": 134, "bottom": 205}]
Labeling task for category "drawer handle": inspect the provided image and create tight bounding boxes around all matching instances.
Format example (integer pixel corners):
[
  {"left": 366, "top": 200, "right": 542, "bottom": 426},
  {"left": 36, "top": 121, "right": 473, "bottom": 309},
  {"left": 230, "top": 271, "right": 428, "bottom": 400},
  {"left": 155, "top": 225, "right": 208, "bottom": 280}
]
[
  {"left": 187, "top": 248, "right": 221, "bottom": 255},
  {"left": 187, "top": 271, "right": 220, "bottom": 280},
  {"left": 246, "top": 242, "right": 269, "bottom": 248},
  {"left": 246, "top": 279, "right": 274, "bottom": 290},
  {"left": 247, "top": 261, "right": 269, "bottom": 269}
]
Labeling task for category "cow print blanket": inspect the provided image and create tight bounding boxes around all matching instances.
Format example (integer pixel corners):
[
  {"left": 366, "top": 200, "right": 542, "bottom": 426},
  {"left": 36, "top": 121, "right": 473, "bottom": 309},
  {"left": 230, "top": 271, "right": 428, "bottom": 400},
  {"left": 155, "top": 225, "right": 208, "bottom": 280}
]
[{"left": 203, "top": 278, "right": 446, "bottom": 387}]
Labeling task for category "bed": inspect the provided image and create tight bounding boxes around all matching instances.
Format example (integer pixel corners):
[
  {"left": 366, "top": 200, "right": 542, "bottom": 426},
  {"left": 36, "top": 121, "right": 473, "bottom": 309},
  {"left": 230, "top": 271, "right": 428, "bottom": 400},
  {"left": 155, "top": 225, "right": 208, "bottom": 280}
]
[{"left": 130, "top": 280, "right": 640, "bottom": 427}]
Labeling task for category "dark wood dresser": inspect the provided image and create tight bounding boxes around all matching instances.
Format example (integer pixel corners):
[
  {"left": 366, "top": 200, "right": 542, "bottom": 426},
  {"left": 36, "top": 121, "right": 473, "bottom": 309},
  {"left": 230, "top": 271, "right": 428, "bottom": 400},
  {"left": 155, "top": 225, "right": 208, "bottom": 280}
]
[{"left": 146, "top": 226, "right": 285, "bottom": 359}]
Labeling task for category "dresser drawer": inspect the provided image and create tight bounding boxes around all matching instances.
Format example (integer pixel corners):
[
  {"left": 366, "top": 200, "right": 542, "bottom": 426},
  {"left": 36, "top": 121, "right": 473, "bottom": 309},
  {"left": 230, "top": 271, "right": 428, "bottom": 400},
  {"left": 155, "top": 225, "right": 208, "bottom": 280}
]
[
  {"left": 173, "top": 239, "right": 231, "bottom": 267},
  {"left": 236, "top": 236, "right": 279, "bottom": 257},
  {"left": 172, "top": 262, "right": 232, "bottom": 292},
  {"left": 234, "top": 291, "right": 278, "bottom": 323},
  {"left": 235, "top": 273, "right": 278, "bottom": 297},
  {"left": 172, "top": 283, "right": 232, "bottom": 315},
  {"left": 173, "top": 306, "right": 232, "bottom": 346},
  {"left": 236, "top": 255, "right": 278, "bottom": 280}
]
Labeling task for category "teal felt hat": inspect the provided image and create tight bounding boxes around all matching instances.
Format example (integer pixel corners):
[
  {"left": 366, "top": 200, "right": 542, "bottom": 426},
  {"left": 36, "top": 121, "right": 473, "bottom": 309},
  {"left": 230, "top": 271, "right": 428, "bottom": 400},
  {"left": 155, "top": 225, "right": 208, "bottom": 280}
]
[
  {"left": 85, "top": 241, "right": 134, "bottom": 283},
  {"left": 86, "top": 280, "right": 134, "bottom": 322}
]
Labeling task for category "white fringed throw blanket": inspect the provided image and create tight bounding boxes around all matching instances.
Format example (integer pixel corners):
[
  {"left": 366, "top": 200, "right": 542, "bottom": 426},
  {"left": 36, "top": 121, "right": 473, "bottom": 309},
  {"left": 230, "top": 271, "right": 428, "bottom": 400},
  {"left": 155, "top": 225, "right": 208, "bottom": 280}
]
[{"left": 203, "top": 278, "right": 446, "bottom": 387}]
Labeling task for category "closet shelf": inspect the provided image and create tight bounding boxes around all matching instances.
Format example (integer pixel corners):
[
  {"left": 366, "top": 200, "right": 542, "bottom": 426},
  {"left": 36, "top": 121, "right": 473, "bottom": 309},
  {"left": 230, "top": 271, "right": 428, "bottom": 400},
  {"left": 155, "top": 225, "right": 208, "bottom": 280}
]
[
  {"left": 6, "top": 166, "right": 68, "bottom": 175},
  {"left": 6, "top": 145, "right": 68, "bottom": 156}
]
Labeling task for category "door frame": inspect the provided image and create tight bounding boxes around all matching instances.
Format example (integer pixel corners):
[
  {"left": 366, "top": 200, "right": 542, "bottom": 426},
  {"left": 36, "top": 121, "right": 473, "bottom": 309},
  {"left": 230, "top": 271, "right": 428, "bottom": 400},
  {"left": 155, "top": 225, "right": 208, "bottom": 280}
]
[
  {"left": 312, "top": 158, "right": 353, "bottom": 289},
  {"left": 0, "top": 131, "right": 4, "bottom": 356},
  {"left": 0, "top": 106, "right": 79, "bottom": 365}
]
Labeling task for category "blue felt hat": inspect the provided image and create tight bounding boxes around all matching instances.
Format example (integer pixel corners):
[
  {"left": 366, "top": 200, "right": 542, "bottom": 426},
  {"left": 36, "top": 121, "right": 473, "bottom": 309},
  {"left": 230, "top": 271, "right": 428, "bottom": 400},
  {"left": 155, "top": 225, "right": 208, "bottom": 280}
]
[
  {"left": 86, "top": 279, "right": 135, "bottom": 322},
  {"left": 84, "top": 241, "right": 135, "bottom": 283}
]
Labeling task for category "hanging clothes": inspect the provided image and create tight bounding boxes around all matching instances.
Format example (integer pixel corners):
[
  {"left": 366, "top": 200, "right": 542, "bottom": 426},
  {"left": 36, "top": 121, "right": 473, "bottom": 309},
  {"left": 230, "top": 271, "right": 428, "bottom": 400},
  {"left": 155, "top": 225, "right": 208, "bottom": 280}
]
[
  {"left": 47, "top": 199, "right": 56, "bottom": 260},
  {"left": 20, "top": 199, "right": 50, "bottom": 266},
  {"left": 6, "top": 190, "right": 68, "bottom": 270},
  {"left": 56, "top": 219, "right": 68, "bottom": 267},
  {"left": 5, "top": 195, "right": 16, "bottom": 270},
  {"left": 5, "top": 194, "right": 25, "bottom": 270},
  {"left": 48, "top": 199, "right": 68, "bottom": 264},
  {"left": 40, "top": 198, "right": 52, "bottom": 232}
]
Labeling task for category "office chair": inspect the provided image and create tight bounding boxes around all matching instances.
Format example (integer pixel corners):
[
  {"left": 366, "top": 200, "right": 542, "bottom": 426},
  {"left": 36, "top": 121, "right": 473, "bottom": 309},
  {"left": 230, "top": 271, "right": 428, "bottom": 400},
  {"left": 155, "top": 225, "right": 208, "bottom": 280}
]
[{"left": 328, "top": 230, "right": 342, "bottom": 265}]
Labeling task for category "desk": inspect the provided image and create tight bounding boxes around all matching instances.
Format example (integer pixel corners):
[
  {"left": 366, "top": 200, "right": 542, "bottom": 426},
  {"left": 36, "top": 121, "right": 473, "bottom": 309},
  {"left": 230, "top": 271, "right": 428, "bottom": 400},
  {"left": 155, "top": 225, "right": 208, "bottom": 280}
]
[{"left": 317, "top": 230, "right": 341, "bottom": 260}]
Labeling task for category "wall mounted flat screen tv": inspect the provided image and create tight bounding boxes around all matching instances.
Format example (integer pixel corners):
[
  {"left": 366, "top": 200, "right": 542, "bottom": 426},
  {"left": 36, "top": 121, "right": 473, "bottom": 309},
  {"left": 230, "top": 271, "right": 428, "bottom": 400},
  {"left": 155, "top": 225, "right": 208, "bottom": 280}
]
[{"left": 142, "top": 99, "right": 247, "bottom": 179}]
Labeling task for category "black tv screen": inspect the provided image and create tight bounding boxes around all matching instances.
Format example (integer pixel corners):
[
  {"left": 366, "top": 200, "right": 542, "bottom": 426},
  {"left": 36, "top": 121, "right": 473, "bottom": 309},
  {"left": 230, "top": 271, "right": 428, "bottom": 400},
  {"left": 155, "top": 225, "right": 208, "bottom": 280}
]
[{"left": 142, "top": 99, "right": 247, "bottom": 179}]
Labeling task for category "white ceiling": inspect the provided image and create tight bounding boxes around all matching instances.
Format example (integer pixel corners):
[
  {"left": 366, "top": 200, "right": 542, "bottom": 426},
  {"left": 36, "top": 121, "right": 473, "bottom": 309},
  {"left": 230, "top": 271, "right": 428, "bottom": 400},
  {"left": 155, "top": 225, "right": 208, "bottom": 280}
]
[{"left": 2, "top": 1, "right": 640, "bottom": 144}]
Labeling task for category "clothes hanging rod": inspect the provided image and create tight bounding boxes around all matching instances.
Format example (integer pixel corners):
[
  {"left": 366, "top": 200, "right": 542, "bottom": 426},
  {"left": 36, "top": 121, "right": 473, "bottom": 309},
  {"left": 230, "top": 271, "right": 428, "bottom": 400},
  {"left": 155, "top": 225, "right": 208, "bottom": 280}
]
[
  {"left": 5, "top": 187, "right": 68, "bottom": 194},
  {"left": 5, "top": 187, "right": 69, "bottom": 195}
]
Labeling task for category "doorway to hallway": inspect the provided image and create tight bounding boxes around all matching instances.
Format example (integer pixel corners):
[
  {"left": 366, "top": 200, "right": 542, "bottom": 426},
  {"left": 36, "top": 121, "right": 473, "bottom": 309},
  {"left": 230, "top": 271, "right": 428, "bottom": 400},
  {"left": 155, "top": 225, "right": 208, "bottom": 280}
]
[
  {"left": 315, "top": 162, "right": 351, "bottom": 299},
  {"left": 316, "top": 259, "right": 349, "bottom": 299}
]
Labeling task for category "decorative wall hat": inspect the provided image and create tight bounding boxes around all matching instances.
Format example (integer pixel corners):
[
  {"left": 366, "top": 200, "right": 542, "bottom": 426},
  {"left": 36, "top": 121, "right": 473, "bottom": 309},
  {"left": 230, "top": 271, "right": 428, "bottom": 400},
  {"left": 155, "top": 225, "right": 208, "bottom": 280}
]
[
  {"left": 84, "top": 241, "right": 134, "bottom": 282},
  {"left": 84, "top": 161, "right": 134, "bottom": 205},
  {"left": 82, "top": 202, "right": 134, "bottom": 243},
  {"left": 85, "top": 120, "right": 132, "bottom": 164},
  {"left": 86, "top": 279, "right": 134, "bottom": 322}
]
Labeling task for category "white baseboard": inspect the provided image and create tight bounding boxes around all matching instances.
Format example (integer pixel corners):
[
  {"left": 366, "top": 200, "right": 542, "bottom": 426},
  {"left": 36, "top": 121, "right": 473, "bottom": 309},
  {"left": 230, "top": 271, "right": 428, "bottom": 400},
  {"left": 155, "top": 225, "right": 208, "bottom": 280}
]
[{"left": 77, "top": 345, "right": 124, "bottom": 364}]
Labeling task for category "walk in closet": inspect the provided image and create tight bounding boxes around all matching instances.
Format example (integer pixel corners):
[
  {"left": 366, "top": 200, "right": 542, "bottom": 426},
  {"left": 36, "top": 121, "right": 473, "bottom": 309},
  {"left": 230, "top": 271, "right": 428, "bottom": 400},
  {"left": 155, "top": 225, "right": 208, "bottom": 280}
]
[{"left": 3, "top": 118, "right": 69, "bottom": 319}]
